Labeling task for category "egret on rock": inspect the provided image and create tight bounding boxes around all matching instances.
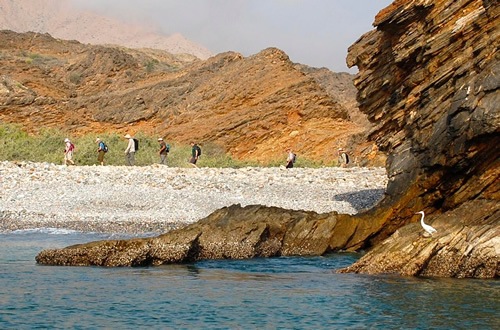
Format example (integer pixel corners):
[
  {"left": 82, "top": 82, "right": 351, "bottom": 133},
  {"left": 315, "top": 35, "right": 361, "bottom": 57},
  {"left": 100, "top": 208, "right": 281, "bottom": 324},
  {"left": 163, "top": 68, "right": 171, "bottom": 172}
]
[{"left": 416, "top": 211, "right": 437, "bottom": 236}]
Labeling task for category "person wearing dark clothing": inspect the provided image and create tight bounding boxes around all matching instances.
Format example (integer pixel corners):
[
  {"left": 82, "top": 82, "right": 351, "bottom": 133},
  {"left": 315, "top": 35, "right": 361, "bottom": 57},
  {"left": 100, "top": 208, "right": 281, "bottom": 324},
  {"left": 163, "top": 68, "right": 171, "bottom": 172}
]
[
  {"left": 190, "top": 142, "right": 200, "bottom": 167},
  {"left": 286, "top": 148, "right": 295, "bottom": 169},
  {"left": 96, "top": 138, "right": 107, "bottom": 166},
  {"left": 338, "top": 148, "right": 350, "bottom": 167}
]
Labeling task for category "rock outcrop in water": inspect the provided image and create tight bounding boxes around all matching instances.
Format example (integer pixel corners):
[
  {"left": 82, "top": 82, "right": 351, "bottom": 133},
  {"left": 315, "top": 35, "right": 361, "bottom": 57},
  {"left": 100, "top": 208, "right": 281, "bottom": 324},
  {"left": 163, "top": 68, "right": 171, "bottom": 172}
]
[
  {"left": 339, "top": 0, "right": 499, "bottom": 277},
  {"left": 36, "top": 204, "right": 373, "bottom": 266},
  {"left": 36, "top": 0, "right": 499, "bottom": 278}
]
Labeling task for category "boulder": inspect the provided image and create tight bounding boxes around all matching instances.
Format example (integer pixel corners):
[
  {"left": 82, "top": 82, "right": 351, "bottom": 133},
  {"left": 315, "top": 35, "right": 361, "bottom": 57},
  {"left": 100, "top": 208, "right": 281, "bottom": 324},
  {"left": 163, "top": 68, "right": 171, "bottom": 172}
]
[{"left": 339, "top": 200, "right": 499, "bottom": 278}]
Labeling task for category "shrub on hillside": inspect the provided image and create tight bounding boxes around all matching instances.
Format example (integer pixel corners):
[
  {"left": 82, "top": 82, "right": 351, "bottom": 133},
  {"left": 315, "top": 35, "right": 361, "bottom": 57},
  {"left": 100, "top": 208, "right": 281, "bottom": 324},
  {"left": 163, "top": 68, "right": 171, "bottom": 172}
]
[{"left": 0, "top": 124, "right": 330, "bottom": 168}]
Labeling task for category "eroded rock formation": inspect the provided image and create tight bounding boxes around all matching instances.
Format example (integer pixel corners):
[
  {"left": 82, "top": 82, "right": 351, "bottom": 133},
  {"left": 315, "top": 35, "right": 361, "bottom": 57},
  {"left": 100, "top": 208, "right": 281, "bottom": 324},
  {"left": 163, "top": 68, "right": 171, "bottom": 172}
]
[
  {"left": 0, "top": 30, "right": 372, "bottom": 164},
  {"left": 340, "top": 0, "right": 499, "bottom": 277},
  {"left": 340, "top": 200, "right": 499, "bottom": 278},
  {"left": 36, "top": 204, "right": 370, "bottom": 266}
]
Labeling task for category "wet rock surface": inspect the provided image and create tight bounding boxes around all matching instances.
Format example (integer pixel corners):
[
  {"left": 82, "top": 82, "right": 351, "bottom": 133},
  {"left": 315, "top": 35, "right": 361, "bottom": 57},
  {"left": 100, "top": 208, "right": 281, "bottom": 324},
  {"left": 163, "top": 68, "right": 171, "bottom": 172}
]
[{"left": 339, "top": 200, "right": 499, "bottom": 278}]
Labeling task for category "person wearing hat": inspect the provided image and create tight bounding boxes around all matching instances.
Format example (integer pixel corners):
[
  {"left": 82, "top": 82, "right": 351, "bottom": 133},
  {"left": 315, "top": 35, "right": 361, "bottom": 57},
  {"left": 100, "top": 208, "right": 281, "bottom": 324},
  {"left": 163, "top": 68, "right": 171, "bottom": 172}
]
[
  {"left": 96, "top": 138, "right": 107, "bottom": 166},
  {"left": 158, "top": 138, "right": 169, "bottom": 165},
  {"left": 285, "top": 147, "right": 296, "bottom": 169},
  {"left": 124, "top": 134, "right": 136, "bottom": 166},
  {"left": 338, "top": 148, "right": 350, "bottom": 167},
  {"left": 63, "top": 138, "right": 75, "bottom": 166}
]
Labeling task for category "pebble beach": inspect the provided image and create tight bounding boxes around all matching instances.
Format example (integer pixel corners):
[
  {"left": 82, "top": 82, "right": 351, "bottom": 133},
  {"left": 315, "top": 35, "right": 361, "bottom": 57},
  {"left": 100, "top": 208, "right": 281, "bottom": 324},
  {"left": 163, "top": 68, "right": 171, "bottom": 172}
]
[{"left": 0, "top": 161, "right": 388, "bottom": 234}]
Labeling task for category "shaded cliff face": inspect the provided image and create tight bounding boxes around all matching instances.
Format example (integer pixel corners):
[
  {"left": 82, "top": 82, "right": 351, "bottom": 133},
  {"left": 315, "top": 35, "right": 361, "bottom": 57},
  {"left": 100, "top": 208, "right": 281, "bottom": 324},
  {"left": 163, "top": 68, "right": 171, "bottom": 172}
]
[
  {"left": 339, "top": 0, "right": 499, "bottom": 277},
  {"left": 0, "top": 30, "right": 376, "bottom": 164},
  {"left": 346, "top": 0, "right": 499, "bottom": 233}
]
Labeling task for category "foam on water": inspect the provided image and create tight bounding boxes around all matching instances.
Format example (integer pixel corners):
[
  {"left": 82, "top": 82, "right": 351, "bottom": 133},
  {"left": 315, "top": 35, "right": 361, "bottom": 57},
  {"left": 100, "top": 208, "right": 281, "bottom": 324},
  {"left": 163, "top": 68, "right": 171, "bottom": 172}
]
[{"left": 10, "top": 227, "right": 83, "bottom": 235}]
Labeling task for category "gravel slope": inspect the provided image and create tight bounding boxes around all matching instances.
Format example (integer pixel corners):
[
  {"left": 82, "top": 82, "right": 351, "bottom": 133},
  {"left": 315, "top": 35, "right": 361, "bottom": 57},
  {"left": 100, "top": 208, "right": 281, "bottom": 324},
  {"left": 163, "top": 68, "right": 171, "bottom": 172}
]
[{"left": 0, "top": 162, "right": 388, "bottom": 234}]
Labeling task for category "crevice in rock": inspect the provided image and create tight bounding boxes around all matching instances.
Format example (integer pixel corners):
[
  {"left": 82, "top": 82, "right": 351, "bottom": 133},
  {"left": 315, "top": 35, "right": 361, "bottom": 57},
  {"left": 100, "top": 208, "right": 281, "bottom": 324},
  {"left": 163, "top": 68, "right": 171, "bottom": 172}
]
[{"left": 185, "top": 233, "right": 202, "bottom": 262}]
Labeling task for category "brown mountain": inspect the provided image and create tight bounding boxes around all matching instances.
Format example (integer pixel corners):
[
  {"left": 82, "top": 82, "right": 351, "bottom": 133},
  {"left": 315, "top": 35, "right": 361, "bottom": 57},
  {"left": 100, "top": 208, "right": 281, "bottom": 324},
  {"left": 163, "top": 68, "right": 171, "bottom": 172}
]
[
  {"left": 0, "top": 0, "right": 212, "bottom": 59},
  {"left": 0, "top": 30, "right": 379, "bottom": 164}
]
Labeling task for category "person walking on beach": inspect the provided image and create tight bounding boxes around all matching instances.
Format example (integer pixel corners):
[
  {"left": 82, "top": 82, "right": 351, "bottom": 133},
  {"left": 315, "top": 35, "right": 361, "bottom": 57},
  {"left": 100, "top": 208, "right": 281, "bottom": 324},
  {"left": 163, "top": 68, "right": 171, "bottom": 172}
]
[
  {"left": 124, "top": 134, "right": 136, "bottom": 166},
  {"left": 285, "top": 148, "right": 295, "bottom": 169},
  {"left": 63, "top": 138, "right": 75, "bottom": 166},
  {"left": 158, "top": 138, "right": 169, "bottom": 165},
  {"left": 189, "top": 142, "right": 200, "bottom": 167},
  {"left": 96, "top": 138, "right": 107, "bottom": 166},
  {"left": 338, "top": 148, "right": 350, "bottom": 167}
]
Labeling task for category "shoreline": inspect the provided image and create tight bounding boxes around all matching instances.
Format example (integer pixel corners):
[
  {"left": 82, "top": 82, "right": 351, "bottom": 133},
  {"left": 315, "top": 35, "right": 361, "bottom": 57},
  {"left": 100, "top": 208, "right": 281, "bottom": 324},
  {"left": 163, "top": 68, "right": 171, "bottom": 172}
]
[{"left": 0, "top": 161, "right": 388, "bottom": 235}]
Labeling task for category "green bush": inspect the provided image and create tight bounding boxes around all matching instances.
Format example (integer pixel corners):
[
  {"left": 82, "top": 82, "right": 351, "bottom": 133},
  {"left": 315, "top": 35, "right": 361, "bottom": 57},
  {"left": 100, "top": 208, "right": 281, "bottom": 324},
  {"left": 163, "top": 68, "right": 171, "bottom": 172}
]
[
  {"left": 0, "top": 124, "right": 332, "bottom": 168},
  {"left": 69, "top": 72, "right": 82, "bottom": 85}
]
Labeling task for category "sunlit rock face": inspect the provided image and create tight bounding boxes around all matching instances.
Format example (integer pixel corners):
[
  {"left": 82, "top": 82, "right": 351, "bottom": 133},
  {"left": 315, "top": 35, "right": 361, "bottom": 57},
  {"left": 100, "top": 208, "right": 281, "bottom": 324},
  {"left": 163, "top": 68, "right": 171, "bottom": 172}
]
[
  {"left": 35, "top": 205, "right": 357, "bottom": 267},
  {"left": 341, "top": 0, "right": 499, "bottom": 277}
]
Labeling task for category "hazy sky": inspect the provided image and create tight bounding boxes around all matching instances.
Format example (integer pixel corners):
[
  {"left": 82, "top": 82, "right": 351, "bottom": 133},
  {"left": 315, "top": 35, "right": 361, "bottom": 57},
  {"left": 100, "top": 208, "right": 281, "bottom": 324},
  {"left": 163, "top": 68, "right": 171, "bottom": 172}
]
[{"left": 72, "top": 0, "right": 393, "bottom": 73}]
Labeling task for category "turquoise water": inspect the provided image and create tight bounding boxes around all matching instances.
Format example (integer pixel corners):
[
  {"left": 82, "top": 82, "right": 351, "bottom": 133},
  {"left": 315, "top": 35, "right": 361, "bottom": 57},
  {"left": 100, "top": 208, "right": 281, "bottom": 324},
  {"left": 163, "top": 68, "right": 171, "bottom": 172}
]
[{"left": 1, "top": 230, "right": 498, "bottom": 329}]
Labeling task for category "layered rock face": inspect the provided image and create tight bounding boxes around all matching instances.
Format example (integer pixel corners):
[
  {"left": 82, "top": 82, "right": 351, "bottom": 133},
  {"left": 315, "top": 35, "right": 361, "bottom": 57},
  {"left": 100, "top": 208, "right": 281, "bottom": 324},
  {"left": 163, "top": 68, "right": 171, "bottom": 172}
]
[{"left": 341, "top": 0, "right": 499, "bottom": 277}]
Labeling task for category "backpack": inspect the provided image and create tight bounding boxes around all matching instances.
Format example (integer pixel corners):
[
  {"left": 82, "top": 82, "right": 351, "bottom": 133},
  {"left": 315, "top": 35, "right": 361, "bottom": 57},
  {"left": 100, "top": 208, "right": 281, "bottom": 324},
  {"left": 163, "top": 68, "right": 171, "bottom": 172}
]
[
  {"left": 342, "top": 152, "right": 349, "bottom": 164},
  {"left": 292, "top": 153, "right": 297, "bottom": 163},
  {"left": 102, "top": 142, "right": 108, "bottom": 153},
  {"left": 194, "top": 144, "right": 201, "bottom": 157},
  {"left": 133, "top": 138, "right": 139, "bottom": 151},
  {"left": 69, "top": 143, "right": 75, "bottom": 152},
  {"left": 165, "top": 144, "right": 170, "bottom": 152}
]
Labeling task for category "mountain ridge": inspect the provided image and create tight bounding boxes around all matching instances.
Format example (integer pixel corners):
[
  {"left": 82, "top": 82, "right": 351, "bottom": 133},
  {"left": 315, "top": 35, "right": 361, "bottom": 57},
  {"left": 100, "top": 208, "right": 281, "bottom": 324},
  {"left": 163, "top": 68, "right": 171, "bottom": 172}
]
[
  {"left": 0, "top": 0, "right": 212, "bottom": 59},
  {"left": 0, "top": 30, "right": 380, "bottom": 165}
]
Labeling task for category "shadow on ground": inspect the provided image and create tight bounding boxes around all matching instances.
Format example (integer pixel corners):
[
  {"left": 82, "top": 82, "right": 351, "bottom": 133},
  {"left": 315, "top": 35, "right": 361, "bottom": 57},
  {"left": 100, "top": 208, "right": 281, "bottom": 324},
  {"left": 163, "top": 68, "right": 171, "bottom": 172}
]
[{"left": 332, "top": 189, "right": 386, "bottom": 212}]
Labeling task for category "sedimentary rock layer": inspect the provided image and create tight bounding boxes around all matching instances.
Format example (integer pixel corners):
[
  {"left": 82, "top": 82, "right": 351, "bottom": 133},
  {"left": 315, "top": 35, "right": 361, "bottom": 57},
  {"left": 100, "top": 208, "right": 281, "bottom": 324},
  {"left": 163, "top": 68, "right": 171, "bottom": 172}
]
[{"left": 340, "top": 0, "right": 499, "bottom": 277}]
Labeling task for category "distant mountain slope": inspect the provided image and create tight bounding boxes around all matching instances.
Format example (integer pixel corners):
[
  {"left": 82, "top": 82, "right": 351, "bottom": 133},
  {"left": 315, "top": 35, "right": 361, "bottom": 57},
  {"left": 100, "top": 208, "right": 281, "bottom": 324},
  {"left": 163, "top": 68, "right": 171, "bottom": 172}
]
[
  {"left": 0, "top": 0, "right": 212, "bottom": 59},
  {"left": 0, "top": 30, "right": 381, "bottom": 165}
]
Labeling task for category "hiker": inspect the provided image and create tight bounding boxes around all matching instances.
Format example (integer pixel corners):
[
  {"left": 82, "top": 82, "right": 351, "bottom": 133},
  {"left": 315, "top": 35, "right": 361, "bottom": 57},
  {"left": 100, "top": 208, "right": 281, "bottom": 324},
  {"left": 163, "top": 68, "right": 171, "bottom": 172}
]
[
  {"left": 63, "top": 138, "right": 75, "bottom": 166},
  {"left": 189, "top": 142, "right": 200, "bottom": 167},
  {"left": 124, "top": 134, "right": 136, "bottom": 166},
  {"left": 285, "top": 148, "right": 295, "bottom": 169},
  {"left": 96, "top": 138, "right": 107, "bottom": 166},
  {"left": 338, "top": 148, "right": 350, "bottom": 167},
  {"left": 158, "top": 138, "right": 169, "bottom": 165}
]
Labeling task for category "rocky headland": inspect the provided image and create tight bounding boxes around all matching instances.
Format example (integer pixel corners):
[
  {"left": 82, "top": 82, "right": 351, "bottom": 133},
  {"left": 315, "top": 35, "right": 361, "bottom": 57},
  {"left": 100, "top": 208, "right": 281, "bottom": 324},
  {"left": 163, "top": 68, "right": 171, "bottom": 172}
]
[
  {"left": 34, "top": 0, "right": 499, "bottom": 279},
  {"left": 338, "top": 0, "right": 499, "bottom": 278}
]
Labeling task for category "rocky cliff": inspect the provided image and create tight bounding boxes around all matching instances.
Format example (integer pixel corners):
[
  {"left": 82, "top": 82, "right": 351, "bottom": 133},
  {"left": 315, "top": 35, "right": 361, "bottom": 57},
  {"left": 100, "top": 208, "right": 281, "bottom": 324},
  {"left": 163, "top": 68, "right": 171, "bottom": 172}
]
[
  {"left": 340, "top": 0, "right": 499, "bottom": 277},
  {"left": 35, "top": 0, "right": 499, "bottom": 278}
]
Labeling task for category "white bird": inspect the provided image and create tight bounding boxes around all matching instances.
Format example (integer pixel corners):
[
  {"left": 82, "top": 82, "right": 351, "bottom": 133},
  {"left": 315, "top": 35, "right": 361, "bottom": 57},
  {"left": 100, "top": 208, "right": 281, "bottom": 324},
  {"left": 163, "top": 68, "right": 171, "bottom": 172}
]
[{"left": 416, "top": 211, "right": 437, "bottom": 235}]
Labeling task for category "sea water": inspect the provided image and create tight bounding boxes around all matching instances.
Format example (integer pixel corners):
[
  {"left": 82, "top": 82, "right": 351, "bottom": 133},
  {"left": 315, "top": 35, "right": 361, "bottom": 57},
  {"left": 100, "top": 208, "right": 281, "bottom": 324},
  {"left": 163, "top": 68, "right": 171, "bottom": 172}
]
[{"left": 0, "top": 230, "right": 498, "bottom": 330}]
